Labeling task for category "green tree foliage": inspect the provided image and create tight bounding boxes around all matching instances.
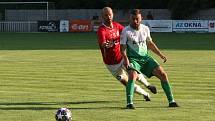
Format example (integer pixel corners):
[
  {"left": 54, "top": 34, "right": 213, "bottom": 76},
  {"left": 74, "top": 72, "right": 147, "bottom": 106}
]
[
  {"left": 168, "top": 0, "right": 198, "bottom": 19},
  {"left": 168, "top": 0, "right": 215, "bottom": 19},
  {"left": 49, "top": 0, "right": 169, "bottom": 9},
  {"left": 1, "top": 0, "right": 215, "bottom": 19}
]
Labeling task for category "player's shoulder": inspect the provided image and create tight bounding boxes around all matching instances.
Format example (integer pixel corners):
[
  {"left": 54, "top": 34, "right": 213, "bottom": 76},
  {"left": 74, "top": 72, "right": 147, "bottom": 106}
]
[
  {"left": 112, "top": 21, "right": 122, "bottom": 26},
  {"left": 140, "top": 24, "right": 151, "bottom": 33},
  {"left": 97, "top": 24, "right": 106, "bottom": 32},
  {"left": 112, "top": 21, "right": 124, "bottom": 29},
  {"left": 140, "top": 24, "right": 150, "bottom": 29}
]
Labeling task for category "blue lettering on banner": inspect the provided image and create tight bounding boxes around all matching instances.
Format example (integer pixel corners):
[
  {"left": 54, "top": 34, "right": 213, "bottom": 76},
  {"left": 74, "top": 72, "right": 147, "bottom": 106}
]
[{"left": 176, "top": 22, "right": 202, "bottom": 28}]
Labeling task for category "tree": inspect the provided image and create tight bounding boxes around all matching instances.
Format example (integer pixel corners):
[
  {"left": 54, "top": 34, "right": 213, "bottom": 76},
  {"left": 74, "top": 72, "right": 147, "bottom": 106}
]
[{"left": 168, "top": 0, "right": 215, "bottom": 19}]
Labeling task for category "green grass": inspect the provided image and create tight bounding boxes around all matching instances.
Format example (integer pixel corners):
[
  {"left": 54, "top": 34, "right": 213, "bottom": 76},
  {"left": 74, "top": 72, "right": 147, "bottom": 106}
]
[{"left": 0, "top": 32, "right": 215, "bottom": 121}]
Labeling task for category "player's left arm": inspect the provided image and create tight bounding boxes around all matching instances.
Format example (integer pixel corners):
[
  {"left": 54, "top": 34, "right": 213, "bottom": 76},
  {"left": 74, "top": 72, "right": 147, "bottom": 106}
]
[
  {"left": 145, "top": 26, "right": 167, "bottom": 63},
  {"left": 147, "top": 40, "right": 167, "bottom": 63}
]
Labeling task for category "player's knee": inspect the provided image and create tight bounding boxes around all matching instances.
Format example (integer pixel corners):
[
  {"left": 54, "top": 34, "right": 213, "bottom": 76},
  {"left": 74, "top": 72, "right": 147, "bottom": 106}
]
[
  {"left": 160, "top": 72, "right": 168, "bottom": 82},
  {"left": 117, "top": 76, "right": 127, "bottom": 86},
  {"left": 161, "top": 71, "right": 167, "bottom": 78},
  {"left": 129, "top": 73, "right": 138, "bottom": 80},
  {"left": 155, "top": 69, "right": 168, "bottom": 80},
  {"left": 116, "top": 75, "right": 127, "bottom": 82}
]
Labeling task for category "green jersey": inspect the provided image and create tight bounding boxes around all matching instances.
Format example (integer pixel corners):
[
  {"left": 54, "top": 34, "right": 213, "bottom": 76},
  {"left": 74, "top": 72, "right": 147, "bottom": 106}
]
[
  {"left": 120, "top": 24, "right": 152, "bottom": 58},
  {"left": 121, "top": 24, "right": 159, "bottom": 77}
]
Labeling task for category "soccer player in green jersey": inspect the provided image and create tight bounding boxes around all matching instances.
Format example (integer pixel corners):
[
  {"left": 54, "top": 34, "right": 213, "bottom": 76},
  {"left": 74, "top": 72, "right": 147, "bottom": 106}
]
[
  {"left": 120, "top": 9, "right": 179, "bottom": 109},
  {"left": 98, "top": 7, "right": 157, "bottom": 102}
]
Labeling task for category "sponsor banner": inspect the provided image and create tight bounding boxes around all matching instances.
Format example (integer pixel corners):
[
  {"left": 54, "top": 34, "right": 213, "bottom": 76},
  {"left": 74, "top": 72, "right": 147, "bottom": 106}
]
[
  {"left": 209, "top": 20, "right": 215, "bottom": 33},
  {"left": 69, "top": 20, "right": 92, "bottom": 32},
  {"left": 38, "top": 21, "right": 60, "bottom": 32},
  {"left": 173, "top": 20, "right": 208, "bottom": 32},
  {"left": 60, "top": 20, "right": 69, "bottom": 32},
  {"left": 142, "top": 20, "right": 172, "bottom": 32}
]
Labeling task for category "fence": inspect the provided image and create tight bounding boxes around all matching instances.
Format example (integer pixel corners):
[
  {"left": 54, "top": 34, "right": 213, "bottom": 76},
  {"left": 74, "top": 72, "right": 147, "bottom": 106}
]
[
  {"left": 0, "top": 20, "right": 215, "bottom": 33},
  {"left": 0, "top": 21, "right": 37, "bottom": 32}
]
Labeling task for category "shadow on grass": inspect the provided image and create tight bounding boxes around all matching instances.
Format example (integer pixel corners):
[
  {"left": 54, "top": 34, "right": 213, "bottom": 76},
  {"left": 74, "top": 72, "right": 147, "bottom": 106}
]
[
  {"left": 0, "top": 107, "right": 125, "bottom": 111},
  {"left": 0, "top": 101, "right": 113, "bottom": 106},
  {"left": 0, "top": 100, "right": 166, "bottom": 110},
  {"left": 0, "top": 100, "right": 123, "bottom": 110}
]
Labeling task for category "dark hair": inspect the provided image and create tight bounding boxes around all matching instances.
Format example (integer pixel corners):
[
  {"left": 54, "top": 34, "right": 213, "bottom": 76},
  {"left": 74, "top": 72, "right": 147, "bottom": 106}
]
[{"left": 130, "top": 9, "right": 141, "bottom": 15}]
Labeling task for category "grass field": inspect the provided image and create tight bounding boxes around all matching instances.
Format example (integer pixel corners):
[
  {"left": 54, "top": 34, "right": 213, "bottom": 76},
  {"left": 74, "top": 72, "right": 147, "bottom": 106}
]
[{"left": 0, "top": 32, "right": 215, "bottom": 121}]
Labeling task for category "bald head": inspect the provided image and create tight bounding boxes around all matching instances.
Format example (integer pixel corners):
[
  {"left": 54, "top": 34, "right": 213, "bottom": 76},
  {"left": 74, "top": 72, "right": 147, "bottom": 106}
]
[
  {"left": 102, "top": 7, "right": 113, "bottom": 25},
  {"left": 102, "top": 7, "right": 113, "bottom": 14}
]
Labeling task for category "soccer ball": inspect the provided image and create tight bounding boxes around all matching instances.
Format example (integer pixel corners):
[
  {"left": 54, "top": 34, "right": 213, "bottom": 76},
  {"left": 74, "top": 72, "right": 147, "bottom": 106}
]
[{"left": 55, "top": 108, "right": 72, "bottom": 121}]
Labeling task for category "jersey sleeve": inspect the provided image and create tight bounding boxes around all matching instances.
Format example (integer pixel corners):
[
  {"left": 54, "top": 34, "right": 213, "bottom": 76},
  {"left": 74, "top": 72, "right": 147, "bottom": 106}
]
[
  {"left": 97, "top": 27, "right": 106, "bottom": 45},
  {"left": 145, "top": 26, "right": 152, "bottom": 42},
  {"left": 120, "top": 28, "right": 127, "bottom": 45}
]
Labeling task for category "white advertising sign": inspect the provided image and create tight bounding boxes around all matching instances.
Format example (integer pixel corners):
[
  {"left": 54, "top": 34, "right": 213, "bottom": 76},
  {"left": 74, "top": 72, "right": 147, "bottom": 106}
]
[
  {"left": 208, "top": 20, "right": 215, "bottom": 33},
  {"left": 142, "top": 20, "right": 172, "bottom": 32},
  {"left": 173, "top": 20, "right": 208, "bottom": 32},
  {"left": 60, "top": 20, "right": 69, "bottom": 32}
]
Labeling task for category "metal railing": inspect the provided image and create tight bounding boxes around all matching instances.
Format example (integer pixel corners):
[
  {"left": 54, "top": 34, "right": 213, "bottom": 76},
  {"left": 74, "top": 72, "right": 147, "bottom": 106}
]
[{"left": 0, "top": 21, "right": 38, "bottom": 32}]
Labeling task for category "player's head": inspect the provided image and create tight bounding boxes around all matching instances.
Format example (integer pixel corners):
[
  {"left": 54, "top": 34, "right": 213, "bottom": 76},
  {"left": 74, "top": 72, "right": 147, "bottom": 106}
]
[
  {"left": 129, "top": 9, "right": 142, "bottom": 29},
  {"left": 102, "top": 7, "right": 113, "bottom": 24}
]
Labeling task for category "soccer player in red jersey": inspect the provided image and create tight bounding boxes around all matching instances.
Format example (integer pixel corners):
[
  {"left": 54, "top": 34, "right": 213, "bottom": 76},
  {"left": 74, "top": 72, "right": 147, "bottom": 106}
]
[{"left": 97, "top": 7, "right": 157, "bottom": 102}]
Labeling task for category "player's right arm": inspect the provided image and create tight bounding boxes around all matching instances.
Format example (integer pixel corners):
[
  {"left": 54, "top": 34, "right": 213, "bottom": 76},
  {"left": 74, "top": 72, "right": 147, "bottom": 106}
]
[
  {"left": 97, "top": 27, "right": 107, "bottom": 48},
  {"left": 120, "top": 44, "right": 129, "bottom": 69},
  {"left": 120, "top": 29, "right": 129, "bottom": 68},
  {"left": 97, "top": 27, "right": 114, "bottom": 48}
]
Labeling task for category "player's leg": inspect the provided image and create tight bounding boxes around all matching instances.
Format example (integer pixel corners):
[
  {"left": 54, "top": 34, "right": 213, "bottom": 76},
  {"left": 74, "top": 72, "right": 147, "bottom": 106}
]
[
  {"left": 153, "top": 66, "right": 179, "bottom": 107},
  {"left": 136, "top": 74, "right": 157, "bottom": 94},
  {"left": 136, "top": 74, "right": 150, "bottom": 86},
  {"left": 126, "top": 69, "right": 138, "bottom": 109},
  {"left": 141, "top": 55, "right": 178, "bottom": 107},
  {"left": 115, "top": 68, "right": 150, "bottom": 100},
  {"left": 106, "top": 62, "right": 150, "bottom": 105}
]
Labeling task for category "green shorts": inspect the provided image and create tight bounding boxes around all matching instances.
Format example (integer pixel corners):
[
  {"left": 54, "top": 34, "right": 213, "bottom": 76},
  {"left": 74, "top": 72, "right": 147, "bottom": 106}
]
[{"left": 128, "top": 55, "right": 159, "bottom": 78}]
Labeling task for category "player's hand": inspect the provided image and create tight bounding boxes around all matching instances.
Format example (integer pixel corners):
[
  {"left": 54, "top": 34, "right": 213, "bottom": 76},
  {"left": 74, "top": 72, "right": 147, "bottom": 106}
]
[
  {"left": 160, "top": 55, "right": 167, "bottom": 63},
  {"left": 105, "top": 40, "right": 114, "bottom": 48},
  {"left": 123, "top": 58, "right": 130, "bottom": 69}
]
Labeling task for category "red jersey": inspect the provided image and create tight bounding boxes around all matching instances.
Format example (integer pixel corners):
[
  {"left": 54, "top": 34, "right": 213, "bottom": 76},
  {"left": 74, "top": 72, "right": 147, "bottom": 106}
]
[{"left": 97, "top": 22, "right": 124, "bottom": 65}]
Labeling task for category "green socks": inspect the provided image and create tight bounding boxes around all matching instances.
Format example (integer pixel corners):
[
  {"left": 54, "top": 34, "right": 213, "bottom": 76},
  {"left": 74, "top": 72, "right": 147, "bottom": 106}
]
[
  {"left": 161, "top": 81, "right": 174, "bottom": 103},
  {"left": 126, "top": 80, "right": 135, "bottom": 104}
]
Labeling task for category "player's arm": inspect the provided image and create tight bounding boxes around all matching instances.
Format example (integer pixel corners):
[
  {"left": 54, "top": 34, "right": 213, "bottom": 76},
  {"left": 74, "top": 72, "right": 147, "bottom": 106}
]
[
  {"left": 120, "top": 29, "right": 129, "bottom": 68},
  {"left": 97, "top": 28, "right": 113, "bottom": 48},
  {"left": 145, "top": 26, "right": 167, "bottom": 63},
  {"left": 147, "top": 40, "right": 167, "bottom": 63},
  {"left": 120, "top": 44, "right": 129, "bottom": 68}
]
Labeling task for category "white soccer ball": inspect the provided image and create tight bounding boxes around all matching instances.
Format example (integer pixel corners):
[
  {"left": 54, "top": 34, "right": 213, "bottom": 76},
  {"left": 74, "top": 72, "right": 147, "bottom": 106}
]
[{"left": 55, "top": 108, "right": 72, "bottom": 121}]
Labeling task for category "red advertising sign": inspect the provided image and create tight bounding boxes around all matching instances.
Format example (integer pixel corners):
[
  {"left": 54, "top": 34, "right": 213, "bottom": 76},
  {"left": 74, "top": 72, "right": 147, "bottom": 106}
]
[{"left": 69, "top": 20, "right": 92, "bottom": 32}]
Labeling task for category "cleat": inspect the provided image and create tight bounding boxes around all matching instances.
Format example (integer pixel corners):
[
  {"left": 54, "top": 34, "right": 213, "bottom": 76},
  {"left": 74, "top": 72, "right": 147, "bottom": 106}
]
[
  {"left": 169, "top": 102, "right": 179, "bottom": 107},
  {"left": 126, "top": 104, "right": 135, "bottom": 109},
  {"left": 144, "top": 94, "right": 151, "bottom": 101},
  {"left": 147, "top": 85, "right": 157, "bottom": 94}
]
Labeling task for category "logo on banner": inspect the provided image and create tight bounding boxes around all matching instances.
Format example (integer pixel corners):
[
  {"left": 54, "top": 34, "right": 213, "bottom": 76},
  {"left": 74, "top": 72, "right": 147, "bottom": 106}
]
[
  {"left": 71, "top": 24, "right": 89, "bottom": 31},
  {"left": 176, "top": 22, "right": 202, "bottom": 28},
  {"left": 69, "top": 20, "right": 92, "bottom": 32},
  {"left": 39, "top": 21, "right": 58, "bottom": 32},
  {"left": 209, "top": 22, "right": 215, "bottom": 28},
  {"left": 60, "top": 20, "right": 69, "bottom": 32}
]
